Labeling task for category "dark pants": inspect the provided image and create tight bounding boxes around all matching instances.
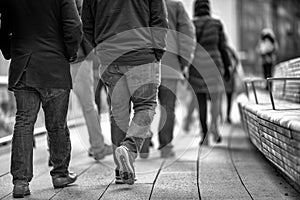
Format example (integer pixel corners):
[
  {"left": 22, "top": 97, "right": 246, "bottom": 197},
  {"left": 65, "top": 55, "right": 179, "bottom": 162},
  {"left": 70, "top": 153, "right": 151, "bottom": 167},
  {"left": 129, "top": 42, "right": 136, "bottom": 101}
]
[
  {"left": 95, "top": 79, "right": 105, "bottom": 114},
  {"left": 226, "top": 92, "right": 233, "bottom": 119},
  {"left": 263, "top": 63, "right": 273, "bottom": 79},
  {"left": 196, "top": 93, "right": 208, "bottom": 136},
  {"left": 158, "top": 79, "right": 177, "bottom": 149},
  {"left": 11, "top": 83, "right": 71, "bottom": 185}
]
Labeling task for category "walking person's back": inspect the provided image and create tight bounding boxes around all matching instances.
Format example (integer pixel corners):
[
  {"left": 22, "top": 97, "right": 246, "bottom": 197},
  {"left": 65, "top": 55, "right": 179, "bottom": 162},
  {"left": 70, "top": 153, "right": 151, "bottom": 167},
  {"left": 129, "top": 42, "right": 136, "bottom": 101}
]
[
  {"left": 189, "top": 0, "right": 231, "bottom": 145},
  {"left": 82, "top": 0, "right": 168, "bottom": 185},
  {"left": 2, "top": 0, "right": 82, "bottom": 197}
]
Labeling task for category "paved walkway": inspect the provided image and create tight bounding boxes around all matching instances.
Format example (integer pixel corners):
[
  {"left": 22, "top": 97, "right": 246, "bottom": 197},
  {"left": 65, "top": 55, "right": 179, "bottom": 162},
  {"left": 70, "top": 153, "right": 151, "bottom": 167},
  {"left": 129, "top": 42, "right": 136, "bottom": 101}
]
[{"left": 0, "top": 110, "right": 299, "bottom": 199}]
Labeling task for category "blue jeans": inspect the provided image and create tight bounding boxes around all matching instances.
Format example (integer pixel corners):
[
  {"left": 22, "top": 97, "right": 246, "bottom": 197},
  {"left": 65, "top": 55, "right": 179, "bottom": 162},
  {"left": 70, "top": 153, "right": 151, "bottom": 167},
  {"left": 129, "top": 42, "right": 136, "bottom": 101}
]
[
  {"left": 100, "top": 62, "right": 160, "bottom": 163},
  {"left": 11, "top": 82, "right": 71, "bottom": 185}
]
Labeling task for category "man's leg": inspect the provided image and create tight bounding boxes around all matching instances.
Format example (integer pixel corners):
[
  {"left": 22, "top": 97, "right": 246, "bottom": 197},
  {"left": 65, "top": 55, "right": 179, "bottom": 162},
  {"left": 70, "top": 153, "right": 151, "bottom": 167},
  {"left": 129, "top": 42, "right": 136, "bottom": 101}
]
[
  {"left": 40, "top": 88, "right": 75, "bottom": 188},
  {"left": 114, "top": 62, "right": 160, "bottom": 185},
  {"left": 11, "top": 84, "right": 41, "bottom": 198},
  {"left": 100, "top": 65, "right": 131, "bottom": 182},
  {"left": 73, "top": 60, "right": 110, "bottom": 160},
  {"left": 158, "top": 79, "right": 177, "bottom": 157}
]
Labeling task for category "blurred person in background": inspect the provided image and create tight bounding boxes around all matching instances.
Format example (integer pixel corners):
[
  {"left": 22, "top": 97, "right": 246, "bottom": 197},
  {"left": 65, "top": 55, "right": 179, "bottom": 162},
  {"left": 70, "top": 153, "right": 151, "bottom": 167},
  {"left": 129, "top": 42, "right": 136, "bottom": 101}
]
[
  {"left": 2, "top": 0, "right": 82, "bottom": 197},
  {"left": 224, "top": 46, "right": 239, "bottom": 124},
  {"left": 71, "top": 0, "right": 112, "bottom": 162},
  {"left": 189, "top": 0, "right": 231, "bottom": 145},
  {"left": 140, "top": 0, "right": 196, "bottom": 159},
  {"left": 256, "top": 28, "right": 278, "bottom": 81}
]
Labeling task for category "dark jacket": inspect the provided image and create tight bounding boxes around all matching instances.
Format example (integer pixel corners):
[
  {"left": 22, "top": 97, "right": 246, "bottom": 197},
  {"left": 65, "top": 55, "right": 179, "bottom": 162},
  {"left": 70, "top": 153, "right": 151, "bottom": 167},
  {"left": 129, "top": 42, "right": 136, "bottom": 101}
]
[
  {"left": 161, "top": 0, "right": 196, "bottom": 80},
  {"left": 0, "top": 0, "right": 11, "bottom": 60},
  {"left": 82, "top": 0, "right": 168, "bottom": 66},
  {"left": 189, "top": 1, "right": 231, "bottom": 93},
  {"left": 2, "top": 0, "right": 82, "bottom": 90}
]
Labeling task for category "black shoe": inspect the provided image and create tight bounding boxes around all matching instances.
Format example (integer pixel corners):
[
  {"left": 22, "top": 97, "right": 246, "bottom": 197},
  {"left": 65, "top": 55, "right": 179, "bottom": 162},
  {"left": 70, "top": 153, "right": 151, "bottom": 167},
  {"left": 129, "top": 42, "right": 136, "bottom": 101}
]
[
  {"left": 13, "top": 183, "right": 30, "bottom": 198},
  {"left": 115, "top": 146, "right": 136, "bottom": 185},
  {"left": 52, "top": 172, "right": 77, "bottom": 188},
  {"left": 226, "top": 117, "right": 232, "bottom": 124}
]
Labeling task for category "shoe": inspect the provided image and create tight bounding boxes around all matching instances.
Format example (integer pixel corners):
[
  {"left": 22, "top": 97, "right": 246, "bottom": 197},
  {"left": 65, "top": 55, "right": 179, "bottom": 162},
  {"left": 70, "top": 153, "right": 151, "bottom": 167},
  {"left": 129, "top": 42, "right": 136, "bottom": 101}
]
[
  {"left": 52, "top": 172, "right": 77, "bottom": 188},
  {"left": 115, "top": 170, "right": 137, "bottom": 184},
  {"left": 115, "top": 146, "right": 136, "bottom": 185},
  {"left": 160, "top": 146, "right": 175, "bottom": 158},
  {"left": 13, "top": 183, "right": 30, "bottom": 198},
  {"left": 48, "top": 159, "right": 53, "bottom": 167},
  {"left": 140, "top": 137, "right": 151, "bottom": 159},
  {"left": 210, "top": 126, "right": 222, "bottom": 144},
  {"left": 91, "top": 144, "right": 113, "bottom": 161}
]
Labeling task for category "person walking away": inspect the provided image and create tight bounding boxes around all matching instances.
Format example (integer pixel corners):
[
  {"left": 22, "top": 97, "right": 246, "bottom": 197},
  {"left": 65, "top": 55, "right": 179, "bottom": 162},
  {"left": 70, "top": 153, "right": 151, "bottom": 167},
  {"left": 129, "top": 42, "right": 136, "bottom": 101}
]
[
  {"left": 82, "top": 0, "right": 168, "bottom": 185},
  {"left": 71, "top": 0, "right": 112, "bottom": 161},
  {"left": 1, "top": 0, "right": 82, "bottom": 198},
  {"left": 189, "top": 0, "right": 231, "bottom": 145},
  {"left": 224, "top": 45, "right": 239, "bottom": 124},
  {"left": 155, "top": 0, "right": 196, "bottom": 158},
  {"left": 256, "top": 28, "right": 278, "bottom": 82}
]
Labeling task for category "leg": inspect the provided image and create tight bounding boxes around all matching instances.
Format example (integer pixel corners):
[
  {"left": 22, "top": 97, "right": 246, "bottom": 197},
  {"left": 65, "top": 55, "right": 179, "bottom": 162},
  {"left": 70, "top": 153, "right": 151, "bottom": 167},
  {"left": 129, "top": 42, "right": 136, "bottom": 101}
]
[
  {"left": 158, "top": 79, "right": 177, "bottom": 156},
  {"left": 210, "top": 92, "right": 222, "bottom": 143},
  {"left": 100, "top": 65, "right": 131, "bottom": 174},
  {"left": 184, "top": 91, "right": 197, "bottom": 132},
  {"left": 11, "top": 84, "right": 41, "bottom": 187},
  {"left": 95, "top": 79, "right": 104, "bottom": 114},
  {"left": 40, "top": 88, "right": 71, "bottom": 178},
  {"left": 196, "top": 93, "right": 208, "bottom": 144},
  {"left": 73, "top": 60, "right": 109, "bottom": 159},
  {"left": 226, "top": 92, "right": 233, "bottom": 123}
]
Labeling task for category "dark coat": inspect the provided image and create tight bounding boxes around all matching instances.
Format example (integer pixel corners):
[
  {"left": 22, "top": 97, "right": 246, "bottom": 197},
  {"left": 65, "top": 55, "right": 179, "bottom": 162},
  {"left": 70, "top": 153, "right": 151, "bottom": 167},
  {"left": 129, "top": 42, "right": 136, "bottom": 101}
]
[
  {"left": 161, "top": 0, "right": 196, "bottom": 80},
  {"left": 2, "top": 0, "right": 82, "bottom": 90},
  {"left": 189, "top": 15, "right": 231, "bottom": 93},
  {"left": 82, "top": 0, "right": 168, "bottom": 66},
  {"left": 0, "top": 0, "right": 11, "bottom": 60}
]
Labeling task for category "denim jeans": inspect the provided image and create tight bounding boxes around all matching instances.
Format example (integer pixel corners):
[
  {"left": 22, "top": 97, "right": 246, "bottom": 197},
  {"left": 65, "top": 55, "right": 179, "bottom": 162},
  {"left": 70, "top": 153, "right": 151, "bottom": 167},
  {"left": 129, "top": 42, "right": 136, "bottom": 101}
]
[
  {"left": 158, "top": 79, "right": 178, "bottom": 149},
  {"left": 11, "top": 82, "right": 71, "bottom": 185},
  {"left": 71, "top": 60, "right": 105, "bottom": 154},
  {"left": 100, "top": 62, "right": 160, "bottom": 164}
]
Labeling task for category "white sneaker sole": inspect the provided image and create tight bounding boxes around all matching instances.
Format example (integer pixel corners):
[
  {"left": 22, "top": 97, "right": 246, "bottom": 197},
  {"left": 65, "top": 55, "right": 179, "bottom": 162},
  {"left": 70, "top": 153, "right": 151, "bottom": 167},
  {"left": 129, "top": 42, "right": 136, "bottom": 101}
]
[{"left": 115, "top": 146, "right": 135, "bottom": 185}]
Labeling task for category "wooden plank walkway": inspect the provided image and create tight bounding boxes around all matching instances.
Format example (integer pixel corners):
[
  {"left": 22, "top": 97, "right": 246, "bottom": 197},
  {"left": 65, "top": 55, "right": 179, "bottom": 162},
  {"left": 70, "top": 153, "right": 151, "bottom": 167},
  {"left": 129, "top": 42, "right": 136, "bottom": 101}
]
[{"left": 0, "top": 101, "right": 299, "bottom": 199}]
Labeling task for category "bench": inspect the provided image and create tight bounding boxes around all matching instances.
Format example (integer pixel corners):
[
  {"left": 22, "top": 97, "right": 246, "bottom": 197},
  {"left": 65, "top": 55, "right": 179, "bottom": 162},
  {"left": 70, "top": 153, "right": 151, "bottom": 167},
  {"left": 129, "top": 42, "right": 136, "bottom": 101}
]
[{"left": 238, "top": 58, "right": 300, "bottom": 189}]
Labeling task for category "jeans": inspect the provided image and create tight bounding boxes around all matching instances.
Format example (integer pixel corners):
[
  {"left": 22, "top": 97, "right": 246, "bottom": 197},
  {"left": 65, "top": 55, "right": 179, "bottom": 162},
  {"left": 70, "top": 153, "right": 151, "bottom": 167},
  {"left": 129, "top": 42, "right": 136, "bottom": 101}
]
[
  {"left": 158, "top": 79, "right": 178, "bottom": 149},
  {"left": 100, "top": 62, "right": 160, "bottom": 164},
  {"left": 71, "top": 60, "right": 105, "bottom": 154},
  {"left": 11, "top": 82, "right": 71, "bottom": 184}
]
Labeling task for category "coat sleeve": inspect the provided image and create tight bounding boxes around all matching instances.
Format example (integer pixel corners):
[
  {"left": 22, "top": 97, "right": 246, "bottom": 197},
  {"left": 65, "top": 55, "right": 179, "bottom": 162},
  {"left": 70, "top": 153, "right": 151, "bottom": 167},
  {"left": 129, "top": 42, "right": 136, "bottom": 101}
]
[
  {"left": 81, "top": 0, "right": 95, "bottom": 48},
  {"left": 149, "top": 0, "right": 169, "bottom": 61},
  {"left": 0, "top": 9, "right": 12, "bottom": 60},
  {"left": 60, "top": 0, "right": 82, "bottom": 59},
  {"left": 176, "top": 1, "right": 196, "bottom": 69},
  {"left": 218, "top": 22, "right": 231, "bottom": 71}
]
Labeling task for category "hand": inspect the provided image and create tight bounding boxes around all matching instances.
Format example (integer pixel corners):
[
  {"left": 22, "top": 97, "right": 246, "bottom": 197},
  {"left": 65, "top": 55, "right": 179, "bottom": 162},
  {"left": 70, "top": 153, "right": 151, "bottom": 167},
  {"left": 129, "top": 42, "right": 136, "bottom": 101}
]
[{"left": 68, "top": 56, "right": 77, "bottom": 63}]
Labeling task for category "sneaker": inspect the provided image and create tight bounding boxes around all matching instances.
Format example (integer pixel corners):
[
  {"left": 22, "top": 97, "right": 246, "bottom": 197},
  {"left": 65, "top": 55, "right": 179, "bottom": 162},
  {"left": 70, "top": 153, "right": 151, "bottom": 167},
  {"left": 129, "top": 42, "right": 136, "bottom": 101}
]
[
  {"left": 115, "top": 146, "right": 136, "bottom": 185},
  {"left": 115, "top": 170, "right": 137, "bottom": 184},
  {"left": 90, "top": 144, "right": 113, "bottom": 161},
  {"left": 160, "top": 146, "right": 175, "bottom": 158},
  {"left": 52, "top": 172, "right": 77, "bottom": 188},
  {"left": 13, "top": 183, "right": 30, "bottom": 198}
]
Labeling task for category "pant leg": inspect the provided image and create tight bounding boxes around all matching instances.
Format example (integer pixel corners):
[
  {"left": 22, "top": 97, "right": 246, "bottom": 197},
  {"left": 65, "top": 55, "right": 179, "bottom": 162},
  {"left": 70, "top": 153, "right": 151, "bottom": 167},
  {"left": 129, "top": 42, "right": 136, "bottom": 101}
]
[
  {"left": 40, "top": 88, "right": 71, "bottom": 178},
  {"left": 100, "top": 65, "right": 131, "bottom": 167},
  {"left": 210, "top": 92, "right": 222, "bottom": 128},
  {"left": 73, "top": 60, "right": 105, "bottom": 153},
  {"left": 226, "top": 92, "right": 233, "bottom": 119},
  {"left": 95, "top": 79, "right": 104, "bottom": 114},
  {"left": 124, "top": 62, "right": 161, "bottom": 152},
  {"left": 196, "top": 93, "right": 207, "bottom": 135},
  {"left": 11, "top": 84, "right": 41, "bottom": 185},
  {"left": 158, "top": 79, "right": 177, "bottom": 149}
]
